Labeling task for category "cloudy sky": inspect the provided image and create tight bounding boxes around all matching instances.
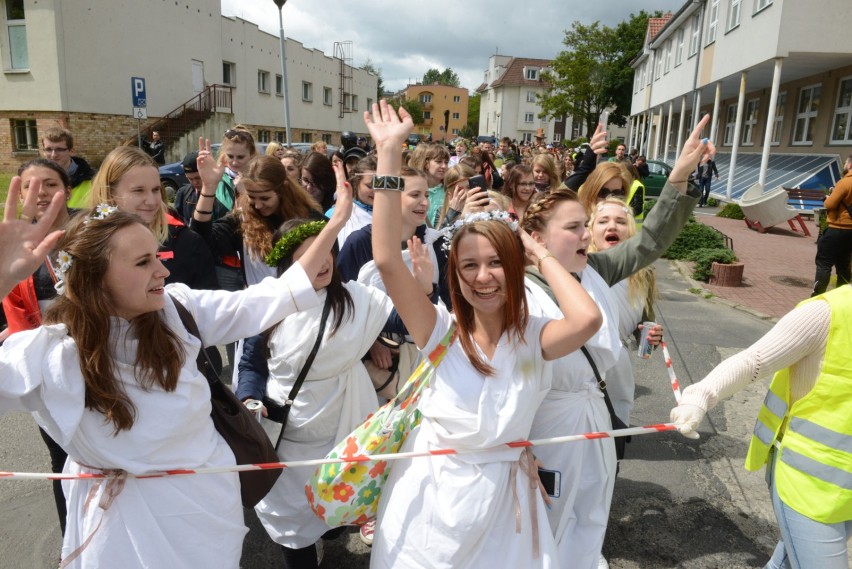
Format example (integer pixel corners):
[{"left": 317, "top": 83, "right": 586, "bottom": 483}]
[{"left": 221, "top": 0, "right": 686, "bottom": 93}]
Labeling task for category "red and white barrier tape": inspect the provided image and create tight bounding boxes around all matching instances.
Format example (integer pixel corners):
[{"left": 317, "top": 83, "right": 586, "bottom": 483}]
[
  {"left": 660, "top": 341, "right": 683, "bottom": 404},
  {"left": 0, "top": 423, "right": 677, "bottom": 481}
]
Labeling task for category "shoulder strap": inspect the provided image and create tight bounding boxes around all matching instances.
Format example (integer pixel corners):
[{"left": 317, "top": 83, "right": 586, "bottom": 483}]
[
  {"left": 170, "top": 296, "right": 219, "bottom": 387},
  {"left": 579, "top": 345, "right": 626, "bottom": 430}
]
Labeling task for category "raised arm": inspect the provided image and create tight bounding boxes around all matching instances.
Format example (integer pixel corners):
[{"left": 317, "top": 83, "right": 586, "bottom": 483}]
[
  {"left": 520, "top": 230, "right": 602, "bottom": 360},
  {"left": 367, "top": 101, "right": 437, "bottom": 348},
  {"left": 192, "top": 137, "right": 224, "bottom": 224},
  {"left": 0, "top": 180, "right": 65, "bottom": 298}
]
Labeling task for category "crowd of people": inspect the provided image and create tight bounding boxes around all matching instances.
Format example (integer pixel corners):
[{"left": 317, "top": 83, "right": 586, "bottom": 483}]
[{"left": 1, "top": 100, "right": 848, "bottom": 569}]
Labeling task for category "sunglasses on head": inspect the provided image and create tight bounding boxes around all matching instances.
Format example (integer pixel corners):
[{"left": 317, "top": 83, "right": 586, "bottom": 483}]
[{"left": 224, "top": 129, "right": 254, "bottom": 143}]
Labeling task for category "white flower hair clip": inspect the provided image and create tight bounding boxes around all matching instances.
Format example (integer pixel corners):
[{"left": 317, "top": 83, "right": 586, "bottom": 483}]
[
  {"left": 440, "top": 210, "right": 519, "bottom": 251},
  {"left": 86, "top": 203, "right": 119, "bottom": 223},
  {"left": 52, "top": 250, "right": 74, "bottom": 295}
]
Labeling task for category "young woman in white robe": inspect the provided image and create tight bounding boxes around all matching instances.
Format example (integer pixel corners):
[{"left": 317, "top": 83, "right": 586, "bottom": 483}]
[
  {"left": 366, "top": 100, "right": 603, "bottom": 569},
  {"left": 238, "top": 215, "right": 394, "bottom": 568},
  {"left": 521, "top": 117, "right": 712, "bottom": 569},
  {"left": 0, "top": 168, "right": 352, "bottom": 569}
]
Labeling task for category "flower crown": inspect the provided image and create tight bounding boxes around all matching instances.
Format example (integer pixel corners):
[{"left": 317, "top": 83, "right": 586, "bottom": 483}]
[
  {"left": 52, "top": 204, "right": 119, "bottom": 294},
  {"left": 439, "top": 210, "right": 519, "bottom": 251},
  {"left": 265, "top": 220, "right": 327, "bottom": 267},
  {"left": 86, "top": 203, "right": 119, "bottom": 223}
]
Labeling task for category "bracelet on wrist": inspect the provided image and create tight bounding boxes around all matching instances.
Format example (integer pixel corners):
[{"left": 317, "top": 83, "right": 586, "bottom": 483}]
[
  {"left": 200, "top": 193, "right": 216, "bottom": 198},
  {"left": 372, "top": 175, "right": 405, "bottom": 191},
  {"left": 536, "top": 251, "right": 556, "bottom": 272},
  {"left": 194, "top": 209, "right": 213, "bottom": 215}
]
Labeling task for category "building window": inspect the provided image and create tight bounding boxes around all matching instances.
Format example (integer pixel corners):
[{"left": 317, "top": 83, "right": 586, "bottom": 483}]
[
  {"left": 741, "top": 98, "right": 759, "bottom": 145},
  {"left": 423, "top": 111, "right": 432, "bottom": 120},
  {"left": 754, "top": 0, "right": 772, "bottom": 14},
  {"left": 675, "top": 29, "right": 685, "bottom": 66},
  {"left": 351, "top": 95, "right": 358, "bottom": 111},
  {"left": 343, "top": 93, "right": 352, "bottom": 111},
  {"left": 222, "top": 61, "right": 235, "bottom": 86},
  {"left": 452, "top": 112, "right": 460, "bottom": 120},
  {"left": 452, "top": 128, "right": 459, "bottom": 135},
  {"left": 367, "top": 98, "right": 373, "bottom": 109},
  {"left": 301, "top": 132, "right": 312, "bottom": 143},
  {"left": 524, "top": 112, "right": 535, "bottom": 123},
  {"left": 12, "top": 118, "right": 38, "bottom": 151},
  {"left": 419, "top": 94, "right": 432, "bottom": 104},
  {"left": 257, "top": 70, "right": 269, "bottom": 93},
  {"left": 664, "top": 40, "right": 673, "bottom": 74},
  {"left": 275, "top": 74, "right": 283, "bottom": 96},
  {"left": 275, "top": 131, "right": 286, "bottom": 143},
  {"left": 525, "top": 68, "right": 539, "bottom": 80},
  {"left": 654, "top": 51, "right": 663, "bottom": 80},
  {"left": 831, "top": 77, "right": 852, "bottom": 143},
  {"left": 727, "top": 0, "right": 742, "bottom": 30},
  {"left": 257, "top": 130, "right": 270, "bottom": 143},
  {"left": 771, "top": 92, "right": 786, "bottom": 145},
  {"left": 689, "top": 15, "right": 700, "bottom": 56},
  {"left": 553, "top": 133, "right": 562, "bottom": 142},
  {"left": 527, "top": 90, "right": 536, "bottom": 103},
  {"left": 707, "top": 0, "right": 720, "bottom": 44},
  {"left": 723, "top": 104, "right": 737, "bottom": 146},
  {"left": 522, "top": 132, "right": 533, "bottom": 143},
  {"left": 453, "top": 95, "right": 461, "bottom": 103},
  {"left": 302, "top": 81, "right": 313, "bottom": 102},
  {"left": 322, "top": 133, "right": 332, "bottom": 144},
  {"left": 323, "top": 87, "right": 332, "bottom": 106},
  {"left": 793, "top": 84, "right": 821, "bottom": 144},
  {"left": 5, "top": 0, "right": 28, "bottom": 69}
]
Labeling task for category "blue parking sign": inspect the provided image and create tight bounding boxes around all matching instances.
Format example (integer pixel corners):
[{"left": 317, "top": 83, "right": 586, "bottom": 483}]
[{"left": 132, "top": 77, "right": 147, "bottom": 108}]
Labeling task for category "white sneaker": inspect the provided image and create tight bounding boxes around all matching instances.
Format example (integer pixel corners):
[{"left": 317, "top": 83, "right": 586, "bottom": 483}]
[{"left": 598, "top": 554, "right": 610, "bottom": 569}]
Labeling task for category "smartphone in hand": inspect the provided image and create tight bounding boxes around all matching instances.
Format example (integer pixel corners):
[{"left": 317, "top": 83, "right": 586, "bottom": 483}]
[
  {"left": 599, "top": 110, "right": 609, "bottom": 132},
  {"left": 468, "top": 175, "right": 487, "bottom": 193}
]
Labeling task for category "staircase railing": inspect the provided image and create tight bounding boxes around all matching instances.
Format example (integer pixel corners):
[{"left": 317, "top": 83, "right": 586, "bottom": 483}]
[{"left": 134, "top": 84, "right": 233, "bottom": 148}]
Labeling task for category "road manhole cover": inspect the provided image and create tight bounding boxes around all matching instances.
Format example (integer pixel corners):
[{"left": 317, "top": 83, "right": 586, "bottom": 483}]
[{"left": 769, "top": 275, "right": 811, "bottom": 288}]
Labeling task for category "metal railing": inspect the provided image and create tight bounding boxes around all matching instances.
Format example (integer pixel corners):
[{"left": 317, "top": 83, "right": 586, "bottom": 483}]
[{"left": 138, "top": 84, "right": 233, "bottom": 147}]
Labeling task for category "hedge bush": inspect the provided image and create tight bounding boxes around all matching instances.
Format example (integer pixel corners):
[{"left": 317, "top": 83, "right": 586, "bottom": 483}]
[
  {"left": 687, "top": 247, "right": 739, "bottom": 282},
  {"left": 716, "top": 203, "right": 745, "bottom": 220},
  {"left": 664, "top": 222, "right": 725, "bottom": 260}
]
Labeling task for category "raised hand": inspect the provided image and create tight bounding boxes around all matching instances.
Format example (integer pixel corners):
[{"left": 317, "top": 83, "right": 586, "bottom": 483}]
[
  {"left": 670, "top": 114, "right": 715, "bottom": 183},
  {"left": 196, "top": 137, "right": 224, "bottom": 192},
  {"left": 1, "top": 179, "right": 65, "bottom": 298},
  {"left": 408, "top": 236, "right": 434, "bottom": 295},
  {"left": 363, "top": 100, "right": 414, "bottom": 151},
  {"left": 329, "top": 160, "right": 353, "bottom": 226},
  {"left": 589, "top": 123, "right": 609, "bottom": 156}
]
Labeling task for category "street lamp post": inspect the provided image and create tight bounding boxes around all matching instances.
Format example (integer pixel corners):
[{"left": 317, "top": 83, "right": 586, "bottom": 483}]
[{"left": 273, "top": 0, "right": 292, "bottom": 148}]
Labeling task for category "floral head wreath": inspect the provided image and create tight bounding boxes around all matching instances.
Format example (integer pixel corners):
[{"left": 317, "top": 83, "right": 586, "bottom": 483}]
[
  {"left": 52, "top": 204, "right": 119, "bottom": 294},
  {"left": 265, "top": 220, "right": 326, "bottom": 267},
  {"left": 439, "top": 210, "right": 519, "bottom": 252}
]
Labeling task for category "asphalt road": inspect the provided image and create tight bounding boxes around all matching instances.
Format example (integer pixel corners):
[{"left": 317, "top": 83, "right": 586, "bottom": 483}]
[{"left": 1, "top": 259, "right": 848, "bottom": 568}]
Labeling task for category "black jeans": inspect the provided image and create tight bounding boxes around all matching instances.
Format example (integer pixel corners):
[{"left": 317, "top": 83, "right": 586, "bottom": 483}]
[
  {"left": 697, "top": 177, "right": 712, "bottom": 205},
  {"left": 812, "top": 226, "right": 852, "bottom": 296}
]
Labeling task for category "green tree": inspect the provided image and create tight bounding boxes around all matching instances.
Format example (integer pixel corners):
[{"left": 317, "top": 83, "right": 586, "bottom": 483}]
[
  {"left": 467, "top": 92, "right": 481, "bottom": 135},
  {"left": 361, "top": 58, "right": 385, "bottom": 101},
  {"left": 389, "top": 97, "right": 424, "bottom": 125},
  {"left": 422, "top": 67, "right": 461, "bottom": 87},
  {"left": 539, "top": 12, "right": 655, "bottom": 136}
]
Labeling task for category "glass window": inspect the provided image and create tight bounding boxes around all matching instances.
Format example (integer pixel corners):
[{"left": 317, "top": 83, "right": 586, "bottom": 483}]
[
  {"left": 793, "top": 84, "right": 821, "bottom": 144},
  {"left": 275, "top": 74, "right": 283, "bottom": 96},
  {"left": 689, "top": 15, "right": 700, "bottom": 56},
  {"left": 524, "top": 112, "right": 535, "bottom": 123},
  {"left": 723, "top": 104, "right": 737, "bottom": 146},
  {"left": 257, "top": 71, "right": 269, "bottom": 93},
  {"left": 831, "top": 77, "right": 852, "bottom": 144},
  {"left": 323, "top": 87, "right": 332, "bottom": 106},
  {"left": 754, "top": 0, "right": 772, "bottom": 13},
  {"left": 771, "top": 92, "right": 786, "bottom": 145},
  {"left": 423, "top": 111, "right": 431, "bottom": 120},
  {"left": 452, "top": 112, "right": 460, "bottom": 120},
  {"left": 419, "top": 94, "right": 432, "bottom": 104},
  {"left": 351, "top": 95, "right": 358, "bottom": 111},
  {"left": 525, "top": 68, "right": 538, "bottom": 80},
  {"left": 6, "top": 0, "right": 28, "bottom": 69},
  {"left": 742, "top": 98, "right": 759, "bottom": 145},
  {"left": 12, "top": 118, "right": 38, "bottom": 151},
  {"left": 728, "top": 0, "right": 742, "bottom": 30},
  {"left": 302, "top": 81, "right": 313, "bottom": 102},
  {"left": 707, "top": 0, "right": 720, "bottom": 44},
  {"left": 675, "top": 29, "right": 685, "bottom": 66},
  {"left": 664, "top": 40, "right": 673, "bottom": 74},
  {"left": 366, "top": 97, "right": 373, "bottom": 109},
  {"left": 222, "top": 62, "right": 235, "bottom": 86},
  {"left": 300, "top": 132, "right": 312, "bottom": 143},
  {"left": 453, "top": 95, "right": 461, "bottom": 103}
]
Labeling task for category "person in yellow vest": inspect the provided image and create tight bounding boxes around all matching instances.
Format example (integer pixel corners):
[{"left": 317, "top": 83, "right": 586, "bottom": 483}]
[
  {"left": 41, "top": 127, "right": 96, "bottom": 209},
  {"left": 671, "top": 284, "right": 852, "bottom": 568}
]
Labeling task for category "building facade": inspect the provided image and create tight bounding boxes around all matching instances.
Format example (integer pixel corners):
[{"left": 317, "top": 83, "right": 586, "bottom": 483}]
[
  {"left": 629, "top": 0, "right": 852, "bottom": 199},
  {"left": 402, "top": 83, "right": 468, "bottom": 143},
  {"left": 0, "top": 0, "right": 377, "bottom": 170}
]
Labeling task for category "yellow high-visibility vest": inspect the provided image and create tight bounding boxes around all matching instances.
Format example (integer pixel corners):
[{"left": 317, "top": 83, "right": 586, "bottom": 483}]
[{"left": 744, "top": 285, "right": 852, "bottom": 523}]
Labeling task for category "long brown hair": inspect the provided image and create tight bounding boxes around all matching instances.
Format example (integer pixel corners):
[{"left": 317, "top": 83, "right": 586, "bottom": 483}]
[
  {"left": 239, "top": 155, "right": 321, "bottom": 260},
  {"left": 446, "top": 220, "right": 527, "bottom": 376},
  {"left": 43, "top": 211, "right": 184, "bottom": 433},
  {"left": 90, "top": 146, "right": 168, "bottom": 243},
  {"left": 577, "top": 162, "right": 628, "bottom": 216},
  {"left": 521, "top": 187, "right": 582, "bottom": 235}
]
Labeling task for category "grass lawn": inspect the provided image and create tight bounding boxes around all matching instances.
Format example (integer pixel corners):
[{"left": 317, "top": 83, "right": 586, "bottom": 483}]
[{"left": 0, "top": 172, "right": 11, "bottom": 206}]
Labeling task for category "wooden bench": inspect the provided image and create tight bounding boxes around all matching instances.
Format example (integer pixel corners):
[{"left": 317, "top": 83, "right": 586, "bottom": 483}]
[{"left": 784, "top": 187, "right": 827, "bottom": 216}]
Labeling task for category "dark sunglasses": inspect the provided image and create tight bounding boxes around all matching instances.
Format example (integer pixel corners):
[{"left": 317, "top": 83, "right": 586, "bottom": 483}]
[{"left": 224, "top": 129, "right": 254, "bottom": 143}]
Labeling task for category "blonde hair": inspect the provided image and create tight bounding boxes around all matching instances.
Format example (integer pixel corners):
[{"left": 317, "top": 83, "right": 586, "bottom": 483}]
[
  {"left": 90, "top": 146, "right": 168, "bottom": 243},
  {"left": 530, "top": 153, "right": 560, "bottom": 191},
  {"left": 587, "top": 197, "right": 656, "bottom": 310},
  {"left": 265, "top": 141, "right": 284, "bottom": 156},
  {"left": 439, "top": 164, "right": 474, "bottom": 226}
]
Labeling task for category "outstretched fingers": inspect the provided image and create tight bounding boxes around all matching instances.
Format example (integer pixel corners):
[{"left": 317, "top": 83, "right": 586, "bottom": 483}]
[{"left": 3, "top": 176, "right": 22, "bottom": 222}]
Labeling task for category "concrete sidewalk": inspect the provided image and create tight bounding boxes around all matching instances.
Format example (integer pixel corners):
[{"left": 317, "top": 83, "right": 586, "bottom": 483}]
[{"left": 688, "top": 209, "right": 820, "bottom": 319}]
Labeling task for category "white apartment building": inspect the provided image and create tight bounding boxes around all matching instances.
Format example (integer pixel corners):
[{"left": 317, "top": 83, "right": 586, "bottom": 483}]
[
  {"left": 629, "top": 0, "right": 852, "bottom": 200},
  {"left": 0, "top": 0, "right": 376, "bottom": 170}
]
